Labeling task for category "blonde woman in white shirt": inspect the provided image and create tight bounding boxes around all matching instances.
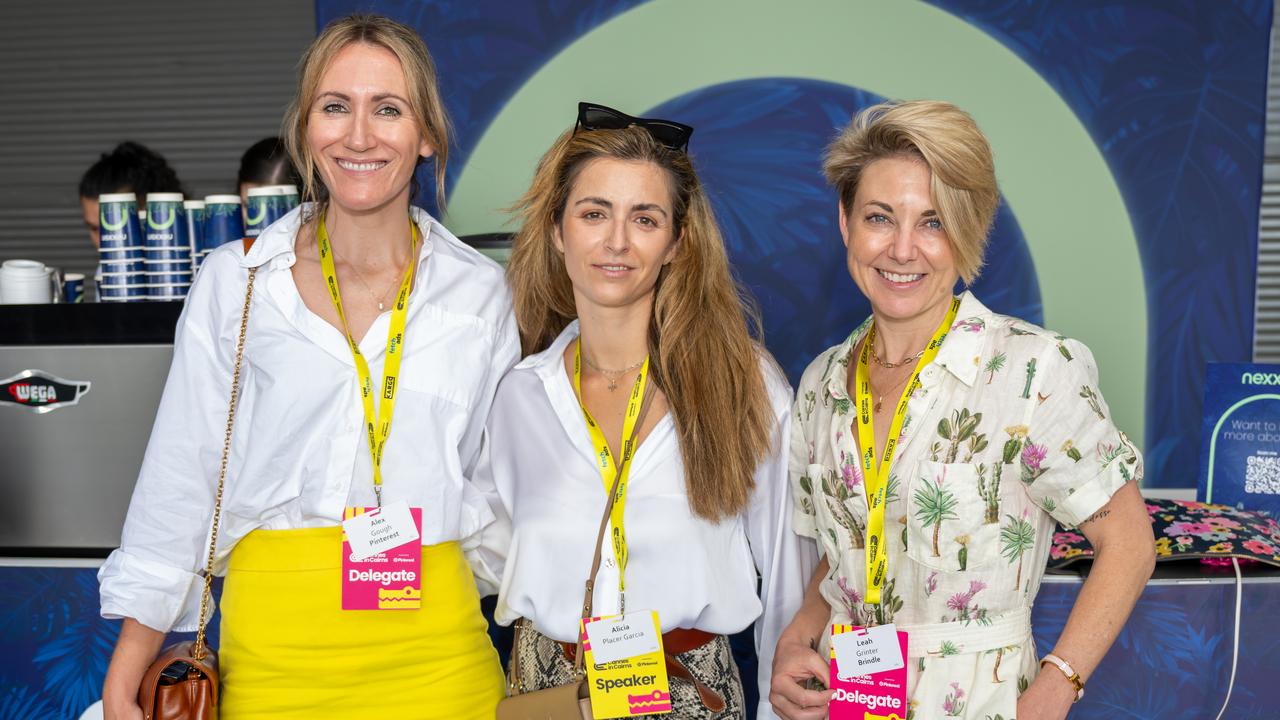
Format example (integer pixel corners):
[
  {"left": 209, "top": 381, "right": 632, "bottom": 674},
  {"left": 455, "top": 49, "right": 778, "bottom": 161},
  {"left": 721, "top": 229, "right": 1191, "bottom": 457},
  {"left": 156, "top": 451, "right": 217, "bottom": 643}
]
[
  {"left": 98, "top": 15, "right": 517, "bottom": 719},
  {"left": 480, "top": 103, "right": 816, "bottom": 719}
]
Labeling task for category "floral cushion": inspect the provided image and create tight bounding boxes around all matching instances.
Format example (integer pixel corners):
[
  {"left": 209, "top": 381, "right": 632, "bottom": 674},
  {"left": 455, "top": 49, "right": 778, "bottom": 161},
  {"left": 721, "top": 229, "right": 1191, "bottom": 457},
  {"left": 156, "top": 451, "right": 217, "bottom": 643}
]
[{"left": 1048, "top": 497, "right": 1280, "bottom": 569}]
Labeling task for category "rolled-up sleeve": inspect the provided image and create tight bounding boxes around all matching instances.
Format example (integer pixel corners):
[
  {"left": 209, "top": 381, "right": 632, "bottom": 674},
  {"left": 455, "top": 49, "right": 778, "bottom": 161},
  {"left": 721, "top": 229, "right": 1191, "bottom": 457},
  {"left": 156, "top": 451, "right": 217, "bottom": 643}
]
[
  {"left": 98, "top": 258, "right": 242, "bottom": 633},
  {"left": 1021, "top": 338, "right": 1143, "bottom": 528},
  {"left": 746, "top": 367, "right": 819, "bottom": 720}
]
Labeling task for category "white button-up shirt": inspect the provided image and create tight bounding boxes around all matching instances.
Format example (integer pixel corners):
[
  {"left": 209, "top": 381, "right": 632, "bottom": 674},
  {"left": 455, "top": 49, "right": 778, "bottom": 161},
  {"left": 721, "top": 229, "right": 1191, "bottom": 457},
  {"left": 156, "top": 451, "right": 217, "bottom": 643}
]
[
  {"left": 476, "top": 322, "right": 817, "bottom": 718},
  {"left": 99, "top": 206, "right": 519, "bottom": 633}
]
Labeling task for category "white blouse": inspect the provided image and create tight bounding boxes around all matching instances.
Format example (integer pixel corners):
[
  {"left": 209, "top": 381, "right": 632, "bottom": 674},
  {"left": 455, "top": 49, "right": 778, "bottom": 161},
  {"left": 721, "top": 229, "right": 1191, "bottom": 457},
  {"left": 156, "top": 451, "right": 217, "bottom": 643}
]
[
  {"left": 475, "top": 322, "right": 818, "bottom": 719},
  {"left": 99, "top": 206, "right": 519, "bottom": 633}
]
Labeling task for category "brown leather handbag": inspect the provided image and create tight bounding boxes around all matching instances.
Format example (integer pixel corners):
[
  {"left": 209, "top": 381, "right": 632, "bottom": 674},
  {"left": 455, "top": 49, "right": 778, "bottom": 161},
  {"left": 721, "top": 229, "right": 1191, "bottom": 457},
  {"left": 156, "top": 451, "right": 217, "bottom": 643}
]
[
  {"left": 136, "top": 263, "right": 258, "bottom": 720},
  {"left": 495, "top": 393, "right": 653, "bottom": 720}
]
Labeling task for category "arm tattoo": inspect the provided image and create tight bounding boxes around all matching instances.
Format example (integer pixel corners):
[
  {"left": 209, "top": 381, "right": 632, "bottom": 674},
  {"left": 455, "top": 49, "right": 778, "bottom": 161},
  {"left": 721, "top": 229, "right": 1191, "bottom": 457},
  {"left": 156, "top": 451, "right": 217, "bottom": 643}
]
[{"left": 1080, "top": 509, "right": 1111, "bottom": 526}]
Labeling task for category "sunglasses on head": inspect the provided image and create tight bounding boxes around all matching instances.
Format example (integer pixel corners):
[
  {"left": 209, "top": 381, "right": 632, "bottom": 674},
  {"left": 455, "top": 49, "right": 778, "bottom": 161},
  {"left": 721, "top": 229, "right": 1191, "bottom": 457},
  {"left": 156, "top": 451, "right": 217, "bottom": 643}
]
[{"left": 574, "top": 102, "right": 694, "bottom": 152}]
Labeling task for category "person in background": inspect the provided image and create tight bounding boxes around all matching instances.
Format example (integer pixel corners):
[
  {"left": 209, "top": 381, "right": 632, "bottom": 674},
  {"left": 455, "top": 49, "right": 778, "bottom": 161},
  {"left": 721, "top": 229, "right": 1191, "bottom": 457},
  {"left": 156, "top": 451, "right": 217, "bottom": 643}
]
[
  {"left": 238, "top": 136, "right": 302, "bottom": 208},
  {"left": 770, "top": 100, "right": 1155, "bottom": 720},
  {"left": 78, "top": 141, "right": 183, "bottom": 247}
]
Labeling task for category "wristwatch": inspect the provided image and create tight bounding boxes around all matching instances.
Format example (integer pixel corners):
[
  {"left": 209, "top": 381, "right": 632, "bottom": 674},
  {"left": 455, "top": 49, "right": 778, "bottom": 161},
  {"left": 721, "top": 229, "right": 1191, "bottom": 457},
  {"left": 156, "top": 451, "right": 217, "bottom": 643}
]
[{"left": 1040, "top": 652, "right": 1084, "bottom": 702}]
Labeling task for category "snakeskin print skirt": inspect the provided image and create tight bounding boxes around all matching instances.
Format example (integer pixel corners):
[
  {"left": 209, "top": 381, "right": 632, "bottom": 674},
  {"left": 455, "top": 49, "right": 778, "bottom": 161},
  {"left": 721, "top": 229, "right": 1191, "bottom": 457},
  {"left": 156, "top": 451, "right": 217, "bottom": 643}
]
[{"left": 509, "top": 619, "right": 747, "bottom": 719}]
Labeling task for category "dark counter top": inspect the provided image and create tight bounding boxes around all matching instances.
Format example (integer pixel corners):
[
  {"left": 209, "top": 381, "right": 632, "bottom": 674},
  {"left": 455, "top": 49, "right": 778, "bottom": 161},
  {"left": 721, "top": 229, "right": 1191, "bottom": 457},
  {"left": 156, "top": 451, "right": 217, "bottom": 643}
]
[{"left": 0, "top": 302, "right": 183, "bottom": 345}]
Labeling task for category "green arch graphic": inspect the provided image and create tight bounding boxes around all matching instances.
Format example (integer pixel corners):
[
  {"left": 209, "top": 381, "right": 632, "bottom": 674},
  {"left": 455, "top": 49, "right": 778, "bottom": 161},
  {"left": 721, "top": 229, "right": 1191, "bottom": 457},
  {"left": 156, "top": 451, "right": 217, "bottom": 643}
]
[
  {"left": 448, "top": 0, "right": 1147, "bottom": 445},
  {"left": 1204, "top": 394, "right": 1280, "bottom": 502}
]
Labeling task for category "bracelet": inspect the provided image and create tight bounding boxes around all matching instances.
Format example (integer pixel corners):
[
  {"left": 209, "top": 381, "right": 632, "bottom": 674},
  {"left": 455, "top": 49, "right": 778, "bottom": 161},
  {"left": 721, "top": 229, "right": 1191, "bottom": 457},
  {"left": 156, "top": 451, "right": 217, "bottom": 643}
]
[{"left": 1040, "top": 652, "right": 1084, "bottom": 702}]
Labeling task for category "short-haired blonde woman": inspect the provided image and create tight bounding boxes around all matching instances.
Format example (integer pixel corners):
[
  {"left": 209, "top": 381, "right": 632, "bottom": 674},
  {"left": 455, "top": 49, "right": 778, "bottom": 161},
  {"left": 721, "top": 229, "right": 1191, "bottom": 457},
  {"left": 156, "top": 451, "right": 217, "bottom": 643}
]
[
  {"left": 99, "top": 15, "right": 516, "bottom": 719},
  {"left": 477, "top": 103, "right": 815, "bottom": 718},
  {"left": 769, "top": 101, "right": 1155, "bottom": 720}
]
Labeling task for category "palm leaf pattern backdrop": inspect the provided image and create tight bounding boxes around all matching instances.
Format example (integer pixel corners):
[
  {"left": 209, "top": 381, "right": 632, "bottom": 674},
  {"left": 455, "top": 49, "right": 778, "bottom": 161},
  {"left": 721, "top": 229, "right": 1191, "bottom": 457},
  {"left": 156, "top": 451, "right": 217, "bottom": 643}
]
[{"left": 330, "top": 0, "right": 1276, "bottom": 493}]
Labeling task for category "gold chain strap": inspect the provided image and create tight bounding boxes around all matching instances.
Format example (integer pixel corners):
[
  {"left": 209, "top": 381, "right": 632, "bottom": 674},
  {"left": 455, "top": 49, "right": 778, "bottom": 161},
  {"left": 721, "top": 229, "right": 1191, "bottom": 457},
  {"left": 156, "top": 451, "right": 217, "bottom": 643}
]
[{"left": 192, "top": 266, "right": 257, "bottom": 660}]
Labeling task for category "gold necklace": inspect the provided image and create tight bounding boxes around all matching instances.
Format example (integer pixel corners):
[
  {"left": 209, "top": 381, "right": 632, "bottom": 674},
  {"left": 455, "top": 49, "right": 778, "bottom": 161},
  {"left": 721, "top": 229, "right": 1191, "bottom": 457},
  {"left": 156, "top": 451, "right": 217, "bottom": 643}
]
[
  {"left": 869, "top": 331, "right": 927, "bottom": 369},
  {"left": 581, "top": 353, "right": 646, "bottom": 392},
  {"left": 331, "top": 237, "right": 415, "bottom": 311},
  {"left": 871, "top": 369, "right": 913, "bottom": 413}
]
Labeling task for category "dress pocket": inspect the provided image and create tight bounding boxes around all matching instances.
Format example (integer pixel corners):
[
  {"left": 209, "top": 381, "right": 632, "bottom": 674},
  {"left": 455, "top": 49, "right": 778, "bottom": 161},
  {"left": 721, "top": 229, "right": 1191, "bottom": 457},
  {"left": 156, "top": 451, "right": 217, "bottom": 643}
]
[{"left": 905, "top": 460, "right": 1002, "bottom": 572}]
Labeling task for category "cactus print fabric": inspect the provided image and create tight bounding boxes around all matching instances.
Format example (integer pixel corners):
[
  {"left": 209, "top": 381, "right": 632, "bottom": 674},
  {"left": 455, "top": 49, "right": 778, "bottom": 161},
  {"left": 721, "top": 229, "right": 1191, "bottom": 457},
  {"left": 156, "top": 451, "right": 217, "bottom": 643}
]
[{"left": 790, "top": 292, "right": 1140, "bottom": 719}]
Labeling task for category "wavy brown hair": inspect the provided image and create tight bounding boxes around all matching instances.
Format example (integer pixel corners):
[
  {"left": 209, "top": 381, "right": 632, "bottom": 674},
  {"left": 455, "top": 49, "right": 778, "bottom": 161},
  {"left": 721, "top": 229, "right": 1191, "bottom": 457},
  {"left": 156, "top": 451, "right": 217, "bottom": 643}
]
[
  {"left": 508, "top": 126, "right": 773, "bottom": 521},
  {"left": 282, "top": 13, "right": 452, "bottom": 218}
]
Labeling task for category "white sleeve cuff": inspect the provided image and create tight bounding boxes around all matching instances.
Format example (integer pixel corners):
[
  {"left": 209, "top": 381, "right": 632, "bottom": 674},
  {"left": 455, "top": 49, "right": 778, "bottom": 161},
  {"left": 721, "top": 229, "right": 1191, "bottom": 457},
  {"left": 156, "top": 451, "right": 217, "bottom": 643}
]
[{"left": 98, "top": 548, "right": 209, "bottom": 633}]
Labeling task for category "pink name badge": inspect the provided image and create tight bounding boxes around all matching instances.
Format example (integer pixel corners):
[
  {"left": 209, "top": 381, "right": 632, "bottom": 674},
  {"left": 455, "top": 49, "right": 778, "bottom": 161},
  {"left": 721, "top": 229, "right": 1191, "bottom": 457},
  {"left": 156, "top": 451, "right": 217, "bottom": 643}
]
[
  {"left": 341, "top": 505, "right": 422, "bottom": 610},
  {"left": 829, "top": 624, "right": 908, "bottom": 720}
]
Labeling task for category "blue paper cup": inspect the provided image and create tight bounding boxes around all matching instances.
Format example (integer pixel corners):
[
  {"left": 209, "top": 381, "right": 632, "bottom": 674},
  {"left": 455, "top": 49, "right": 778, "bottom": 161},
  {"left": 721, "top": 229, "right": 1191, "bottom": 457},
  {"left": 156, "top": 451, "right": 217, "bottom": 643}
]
[
  {"left": 144, "top": 193, "right": 185, "bottom": 250},
  {"left": 204, "top": 195, "right": 244, "bottom": 251},
  {"left": 147, "top": 283, "right": 191, "bottom": 300},
  {"left": 143, "top": 259, "right": 192, "bottom": 273},
  {"left": 63, "top": 273, "right": 85, "bottom": 303},
  {"left": 98, "top": 193, "right": 143, "bottom": 251},
  {"left": 184, "top": 200, "right": 205, "bottom": 259},
  {"left": 99, "top": 259, "right": 145, "bottom": 275},
  {"left": 99, "top": 284, "right": 150, "bottom": 301},
  {"left": 245, "top": 187, "right": 287, "bottom": 239},
  {"left": 99, "top": 246, "right": 144, "bottom": 262},
  {"left": 143, "top": 247, "right": 192, "bottom": 262},
  {"left": 146, "top": 271, "right": 193, "bottom": 285}
]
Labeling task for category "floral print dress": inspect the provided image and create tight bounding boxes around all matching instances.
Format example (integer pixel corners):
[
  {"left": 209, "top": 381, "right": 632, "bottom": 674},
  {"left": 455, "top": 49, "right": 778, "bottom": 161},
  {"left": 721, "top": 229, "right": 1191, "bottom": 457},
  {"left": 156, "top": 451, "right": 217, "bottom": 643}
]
[{"left": 791, "top": 293, "right": 1141, "bottom": 719}]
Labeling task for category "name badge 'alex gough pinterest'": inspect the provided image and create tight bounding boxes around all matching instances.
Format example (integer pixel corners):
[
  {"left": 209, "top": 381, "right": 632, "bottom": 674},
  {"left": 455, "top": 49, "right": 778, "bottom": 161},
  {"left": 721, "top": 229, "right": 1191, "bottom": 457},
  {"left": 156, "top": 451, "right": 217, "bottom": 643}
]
[{"left": 341, "top": 502, "right": 421, "bottom": 610}]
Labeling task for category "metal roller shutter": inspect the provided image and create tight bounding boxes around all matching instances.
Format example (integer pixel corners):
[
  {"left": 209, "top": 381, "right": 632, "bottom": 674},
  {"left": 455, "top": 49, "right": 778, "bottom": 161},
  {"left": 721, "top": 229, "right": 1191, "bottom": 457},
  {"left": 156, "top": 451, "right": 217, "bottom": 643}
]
[
  {"left": 0, "top": 0, "right": 315, "bottom": 280},
  {"left": 1258, "top": 3, "right": 1280, "bottom": 361}
]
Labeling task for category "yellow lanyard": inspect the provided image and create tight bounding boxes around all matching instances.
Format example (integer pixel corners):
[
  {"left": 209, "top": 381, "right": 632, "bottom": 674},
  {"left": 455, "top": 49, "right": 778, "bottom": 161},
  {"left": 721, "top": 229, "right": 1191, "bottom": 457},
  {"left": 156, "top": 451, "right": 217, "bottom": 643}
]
[
  {"left": 573, "top": 338, "right": 649, "bottom": 599},
  {"left": 854, "top": 296, "right": 959, "bottom": 604},
  {"left": 317, "top": 214, "right": 418, "bottom": 507}
]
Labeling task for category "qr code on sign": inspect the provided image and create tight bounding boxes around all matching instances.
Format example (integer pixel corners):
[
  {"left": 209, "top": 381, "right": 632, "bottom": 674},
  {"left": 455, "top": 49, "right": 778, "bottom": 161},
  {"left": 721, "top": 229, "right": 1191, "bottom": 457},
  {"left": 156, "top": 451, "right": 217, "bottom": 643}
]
[{"left": 1245, "top": 455, "right": 1280, "bottom": 495}]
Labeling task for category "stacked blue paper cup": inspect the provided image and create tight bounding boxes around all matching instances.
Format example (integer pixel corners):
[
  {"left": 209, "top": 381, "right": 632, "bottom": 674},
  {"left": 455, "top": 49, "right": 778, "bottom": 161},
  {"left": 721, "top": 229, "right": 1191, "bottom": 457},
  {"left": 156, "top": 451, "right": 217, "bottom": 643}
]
[
  {"left": 185, "top": 200, "right": 206, "bottom": 271},
  {"left": 143, "top": 193, "right": 192, "bottom": 301},
  {"left": 245, "top": 186, "right": 288, "bottom": 239},
  {"left": 272, "top": 184, "right": 300, "bottom": 213},
  {"left": 202, "top": 194, "right": 244, "bottom": 265},
  {"left": 97, "top": 193, "right": 147, "bottom": 302}
]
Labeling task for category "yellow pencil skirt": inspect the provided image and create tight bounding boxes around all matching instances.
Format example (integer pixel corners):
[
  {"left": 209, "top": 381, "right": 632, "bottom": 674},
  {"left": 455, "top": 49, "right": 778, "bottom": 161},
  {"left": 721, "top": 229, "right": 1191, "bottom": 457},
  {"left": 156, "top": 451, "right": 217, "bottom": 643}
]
[{"left": 218, "top": 526, "right": 504, "bottom": 719}]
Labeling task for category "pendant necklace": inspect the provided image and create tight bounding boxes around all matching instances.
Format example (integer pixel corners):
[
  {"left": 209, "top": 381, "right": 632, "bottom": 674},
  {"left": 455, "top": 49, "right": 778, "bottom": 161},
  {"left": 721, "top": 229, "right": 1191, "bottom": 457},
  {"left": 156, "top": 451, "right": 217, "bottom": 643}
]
[{"left": 581, "top": 354, "right": 646, "bottom": 391}]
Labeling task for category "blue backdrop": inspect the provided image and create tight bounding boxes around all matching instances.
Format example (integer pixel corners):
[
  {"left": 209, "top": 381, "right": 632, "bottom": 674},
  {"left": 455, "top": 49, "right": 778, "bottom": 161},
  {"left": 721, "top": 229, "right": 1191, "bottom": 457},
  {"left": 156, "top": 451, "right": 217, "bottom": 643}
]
[{"left": 316, "top": 0, "right": 1271, "bottom": 489}]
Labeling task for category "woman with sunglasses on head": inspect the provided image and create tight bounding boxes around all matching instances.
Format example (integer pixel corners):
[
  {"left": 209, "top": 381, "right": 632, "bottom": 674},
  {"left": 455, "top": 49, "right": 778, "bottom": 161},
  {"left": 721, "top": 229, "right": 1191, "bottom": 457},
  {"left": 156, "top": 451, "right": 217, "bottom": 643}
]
[
  {"left": 475, "top": 103, "right": 816, "bottom": 718},
  {"left": 98, "top": 15, "right": 516, "bottom": 719}
]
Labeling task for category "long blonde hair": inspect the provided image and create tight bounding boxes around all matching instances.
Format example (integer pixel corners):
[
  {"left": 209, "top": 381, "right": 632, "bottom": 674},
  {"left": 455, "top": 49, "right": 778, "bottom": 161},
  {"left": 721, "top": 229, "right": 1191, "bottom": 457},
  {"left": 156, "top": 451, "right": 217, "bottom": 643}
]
[
  {"left": 508, "top": 126, "right": 773, "bottom": 521},
  {"left": 282, "top": 13, "right": 452, "bottom": 218}
]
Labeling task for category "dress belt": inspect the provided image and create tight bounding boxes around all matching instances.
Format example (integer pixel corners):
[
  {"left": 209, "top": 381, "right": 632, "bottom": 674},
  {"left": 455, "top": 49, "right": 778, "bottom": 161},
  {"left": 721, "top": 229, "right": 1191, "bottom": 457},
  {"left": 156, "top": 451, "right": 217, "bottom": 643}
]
[
  {"left": 898, "top": 607, "right": 1033, "bottom": 658},
  {"left": 560, "top": 628, "right": 725, "bottom": 712}
]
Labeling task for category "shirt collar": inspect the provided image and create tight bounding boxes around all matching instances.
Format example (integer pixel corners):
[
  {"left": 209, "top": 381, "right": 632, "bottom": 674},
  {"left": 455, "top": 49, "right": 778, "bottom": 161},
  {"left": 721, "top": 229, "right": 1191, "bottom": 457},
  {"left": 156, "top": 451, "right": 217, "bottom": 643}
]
[
  {"left": 239, "top": 204, "right": 438, "bottom": 270},
  {"left": 822, "top": 291, "right": 992, "bottom": 399},
  {"left": 931, "top": 291, "right": 992, "bottom": 387},
  {"left": 514, "top": 319, "right": 581, "bottom": 376}
]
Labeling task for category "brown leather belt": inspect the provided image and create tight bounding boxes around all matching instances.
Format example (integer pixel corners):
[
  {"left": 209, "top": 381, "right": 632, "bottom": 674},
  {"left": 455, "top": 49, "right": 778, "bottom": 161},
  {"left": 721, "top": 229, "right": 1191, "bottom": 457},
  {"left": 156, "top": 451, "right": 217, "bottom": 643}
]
[{"left": 560, "top": 628, "right": 726, "bottom": 712}]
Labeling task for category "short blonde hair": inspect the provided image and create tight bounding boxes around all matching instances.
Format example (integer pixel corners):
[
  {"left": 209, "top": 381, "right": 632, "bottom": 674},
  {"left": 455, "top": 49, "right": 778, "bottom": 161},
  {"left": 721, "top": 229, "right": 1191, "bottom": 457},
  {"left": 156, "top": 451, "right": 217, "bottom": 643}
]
[
  {"left": 823, "top": 100, "right": 998, "bottom": 283},
  {"left": 283, "top": 14, "right": 452, "bottom": 216}
]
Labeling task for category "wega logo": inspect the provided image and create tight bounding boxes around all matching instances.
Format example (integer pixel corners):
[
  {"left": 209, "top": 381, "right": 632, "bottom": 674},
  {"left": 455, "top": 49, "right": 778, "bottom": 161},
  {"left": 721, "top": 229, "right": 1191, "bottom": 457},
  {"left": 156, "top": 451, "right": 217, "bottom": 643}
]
[
  {"left": 1241, "top": 371, "right": 1280, "bottom": 386},
  {"left": 0, "top": 371, "right": 90, "bottom": 414}
]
